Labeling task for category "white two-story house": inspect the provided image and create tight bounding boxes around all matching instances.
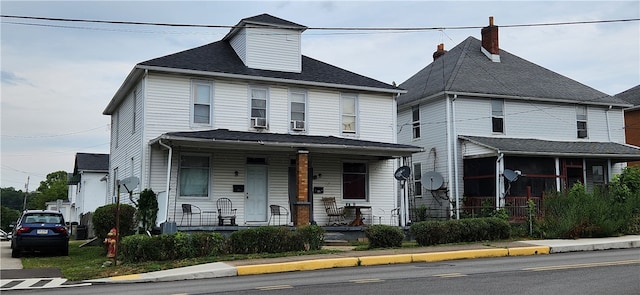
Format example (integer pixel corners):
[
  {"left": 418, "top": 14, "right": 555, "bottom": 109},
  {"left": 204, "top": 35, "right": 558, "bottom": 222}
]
[
  {"left": 103, "top": 14, "right": 420, "bottom": 228},
  {"left": 397, "top": 17, "right": 640, "bottom": 221}
]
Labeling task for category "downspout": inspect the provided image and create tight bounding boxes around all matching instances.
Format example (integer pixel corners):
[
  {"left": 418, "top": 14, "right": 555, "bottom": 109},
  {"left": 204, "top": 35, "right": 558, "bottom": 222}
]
[
  {"left": 452, "top": 95, "right": 460, "bottom": 219},
  {"left": 158, "top": 139, "right": 173, "bottom": 222},
  {"left": 445, "top": 94, "right": 453, "bottom": 218},
  {"left": 496, "top": 152, "right": 504, "bottom": 208}
]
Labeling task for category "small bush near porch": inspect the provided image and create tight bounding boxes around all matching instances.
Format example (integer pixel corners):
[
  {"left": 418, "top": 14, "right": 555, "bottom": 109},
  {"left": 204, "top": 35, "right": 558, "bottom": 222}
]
[{"left": 409, "top": 217, "right": 511, "bottom": 246}]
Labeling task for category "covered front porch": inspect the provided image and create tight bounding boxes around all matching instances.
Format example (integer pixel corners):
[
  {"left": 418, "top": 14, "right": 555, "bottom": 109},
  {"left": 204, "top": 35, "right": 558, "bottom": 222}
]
[{"left": 149, "top": 129, "right": 422, "bottom": 230}]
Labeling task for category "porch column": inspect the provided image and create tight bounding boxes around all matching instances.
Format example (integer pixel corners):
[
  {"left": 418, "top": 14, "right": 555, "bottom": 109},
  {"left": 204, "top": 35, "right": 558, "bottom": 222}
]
[{"left": 294, "top": 150, "right": 310, "bottom": 227}]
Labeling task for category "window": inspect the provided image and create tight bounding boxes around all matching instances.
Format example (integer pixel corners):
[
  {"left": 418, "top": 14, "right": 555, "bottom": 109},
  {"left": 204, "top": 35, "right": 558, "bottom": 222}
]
[
  {"left": 132, "top": 89, "right": 137, "bottom": 134},
  {"left": 576, "top": 105, "right": 587, "bottom": 138},
  {"left": 192, "top": 81, "right": 212, "bottom": 125},
  {"left": 179, "top": 155, "right": 210, "bottom": 197},
  {"left": 412, "top": 106, "right": 420, "bottom": 139},
  {"left": 491, "top": 99, "right": 504, "bottom": 133},
  {"left": 290, "top": 90, "right": 307, "bottom": 131},
  {"left": 343, "top": 162, "right": 367, "bottom": 200},
  {"left": 112, "top": 167, "right": 118, "bottom": 198},
  {"left": 413, "top": 163, "right": 422, "bottom": 196},
  {"left": 113, "top": 110, "right": 119, "bottom": 147},
  {"left": 341, "top": 94, "right": 357, "bottom": 133},
  {"left": 251, "top": 87, "right": 268, "bottom": 128}
]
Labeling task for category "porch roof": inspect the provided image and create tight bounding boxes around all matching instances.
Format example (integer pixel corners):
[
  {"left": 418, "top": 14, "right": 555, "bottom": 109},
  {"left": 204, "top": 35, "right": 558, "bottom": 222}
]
[
  {"left": 150, "top": 129, "right": 423, "bottom": 157},
  {"left": 459, "top": 135, "right": 640, "bottom": 162}
]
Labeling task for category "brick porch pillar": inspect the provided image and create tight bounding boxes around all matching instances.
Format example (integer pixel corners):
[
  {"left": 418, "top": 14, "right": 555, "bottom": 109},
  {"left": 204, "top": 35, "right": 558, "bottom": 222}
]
[{"left": 294, "top": 150, "right": 310, "bottom": 227}]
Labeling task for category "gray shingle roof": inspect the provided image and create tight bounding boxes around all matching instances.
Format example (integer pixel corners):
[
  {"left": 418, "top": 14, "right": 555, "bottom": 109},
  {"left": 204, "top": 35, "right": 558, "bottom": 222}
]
[
  {"left": 615, "top": 85, "right": 640, "bottom": 106},
  {"left": 73, "top": 153, "right": 109, "bottom": 174},
  {"left": 459, "top": 135, "right": 640, "bottom": 161},
  {"left": 139, "top": 40, "right": 397, "bottom": 92},
  {"left": 155, "top": 129, "right": 422, "bottom": 156},
  {"left": 398, "top": 37, "right": 628, "bottom": 107}
]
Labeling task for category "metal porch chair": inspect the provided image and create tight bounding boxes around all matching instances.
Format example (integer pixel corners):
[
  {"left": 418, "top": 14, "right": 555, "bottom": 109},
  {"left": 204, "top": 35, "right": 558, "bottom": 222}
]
[
  {"left": 180, "top": 204, "right": 202, "bottom": 226},
  {"left": 216, "top": 197, "right": 237, "bottom": 226},
  {"left": 268, "top": 205, "right": 289, "bottom": 226}
]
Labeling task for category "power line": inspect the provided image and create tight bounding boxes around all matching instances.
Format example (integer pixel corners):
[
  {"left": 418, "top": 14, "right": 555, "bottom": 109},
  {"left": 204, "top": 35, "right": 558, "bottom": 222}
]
[{"left": 1, "top": 15, "right": 638, "bottom": 32}]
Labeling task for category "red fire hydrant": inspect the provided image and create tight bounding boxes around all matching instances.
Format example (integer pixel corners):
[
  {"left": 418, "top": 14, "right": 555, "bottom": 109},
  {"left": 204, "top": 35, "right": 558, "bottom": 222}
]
[{"left": 104, "top": 228, "right": 117, "bottom": 258}]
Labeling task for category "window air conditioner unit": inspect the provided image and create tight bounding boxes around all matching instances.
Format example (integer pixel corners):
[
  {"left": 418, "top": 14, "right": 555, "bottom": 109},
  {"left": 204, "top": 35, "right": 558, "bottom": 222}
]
[
  {"left": 291, "top": 120, "right": 305, "bottom": 131},
  {"left": 251, "top": 117, "right": 267, "bottom": 129}
]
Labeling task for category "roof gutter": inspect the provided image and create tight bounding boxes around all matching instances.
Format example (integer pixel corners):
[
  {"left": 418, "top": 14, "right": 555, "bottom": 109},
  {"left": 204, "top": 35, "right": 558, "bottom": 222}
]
[
  {"left": 149, "top": 134, "right": 423, "bottom": 155},
  {"left": 136, "top": 65, "right": 407, "bottom": 95},
  {"left": 445, "top": 91, "right": 631, "bottom": 108}
]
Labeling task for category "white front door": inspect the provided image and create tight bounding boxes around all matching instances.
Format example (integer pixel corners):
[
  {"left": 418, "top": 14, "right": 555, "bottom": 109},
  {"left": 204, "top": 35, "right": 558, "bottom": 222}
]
[{"left": 246, "top": 165, "right": 268, "bottom": 222}]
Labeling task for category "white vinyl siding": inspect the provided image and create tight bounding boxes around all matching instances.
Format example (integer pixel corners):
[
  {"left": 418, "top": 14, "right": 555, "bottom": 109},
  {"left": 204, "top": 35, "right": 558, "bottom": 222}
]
[{"left": 244, "top": 27, "right": 302, "bottom": 72}]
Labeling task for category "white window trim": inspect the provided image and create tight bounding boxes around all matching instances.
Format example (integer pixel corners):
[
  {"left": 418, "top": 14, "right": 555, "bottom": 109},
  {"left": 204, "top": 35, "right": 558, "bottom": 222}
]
[
  {"left": 178, "top": 153, "right": 212, "bottom": 199},
  {"left": 190, "top": 80, "right": 214, "bottom": 127},
  {"left": 491, "top": 98, "right": 504, "bottom": 134},
  {"left": 412, "top": 106, "right": 420, "bottom": 139},
  {"left": 340, "top": 93, "right": 359, "bottom": 135},
  {"left": 289, "top": 89, "right": 308, "bottom": 132},
  {"left": 576, "top": 105, "right": 588, "bottom": 139},
  {"left": 249, "top": 86, "right": 269, "bottom": 130}
]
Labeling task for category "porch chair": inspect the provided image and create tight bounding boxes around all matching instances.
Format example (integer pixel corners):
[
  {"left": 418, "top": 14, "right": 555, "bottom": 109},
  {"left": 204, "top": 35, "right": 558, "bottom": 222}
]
[
  {"left": 390, "top": 207, "right": 400, "bottom": 226},
  {"left": 268, "top": 205, "right": 289, "bottom": 226},
  {"left": 216, "top": 197, "right": 237, "bottom": 226},
  {"left": 321, "top": 197, "right": 346, "bottom": 226},
  {"left": 180, "top": 204, "right": 202, "bottom": 226}
]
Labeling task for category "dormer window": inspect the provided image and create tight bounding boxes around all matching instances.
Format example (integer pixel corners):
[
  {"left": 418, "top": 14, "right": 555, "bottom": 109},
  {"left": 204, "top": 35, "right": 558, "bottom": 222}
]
[
  {"left": 577, "top": 105, "right": 587, "bottom": 138},
  {"left": 491, "top": 99, "right": 504, "bottom": 133}
]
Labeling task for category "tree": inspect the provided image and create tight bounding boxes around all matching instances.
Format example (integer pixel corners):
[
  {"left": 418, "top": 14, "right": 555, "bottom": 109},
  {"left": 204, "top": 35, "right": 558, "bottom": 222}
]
[
  {"left": 137, "top": 189, "right": 158, "bottom": 232},
  {"left": 1, "top": 187, "right": 25, "bottom": 211},
  {"left": 28, "top": 171, "right": 68, "bottom": 209},
  {"left": 1, "top": 206, "right": 21, "bottom": 231}
]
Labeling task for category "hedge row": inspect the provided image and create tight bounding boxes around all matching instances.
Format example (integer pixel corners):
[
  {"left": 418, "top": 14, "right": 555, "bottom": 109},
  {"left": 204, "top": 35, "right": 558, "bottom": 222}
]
[
  {"left": 120, "top": 225, "right": 325, "bottom": 263},
  {"left": 364, "top": 224, "right": 405, "bottom": 248},
  {"left": 410, "top": 217, "right": 510, "bottom": 246}
]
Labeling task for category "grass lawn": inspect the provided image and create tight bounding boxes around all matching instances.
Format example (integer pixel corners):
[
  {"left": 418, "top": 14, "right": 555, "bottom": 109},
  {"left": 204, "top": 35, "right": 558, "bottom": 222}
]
[{"left": 20, "top": 240, "right": 341, "bottom": 281}]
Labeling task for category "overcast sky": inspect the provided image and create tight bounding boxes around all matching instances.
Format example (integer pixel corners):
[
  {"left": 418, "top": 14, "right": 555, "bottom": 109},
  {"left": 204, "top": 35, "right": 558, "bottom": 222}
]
[{"left": 1, "top": 1, "right": 639, "bottom": 190}]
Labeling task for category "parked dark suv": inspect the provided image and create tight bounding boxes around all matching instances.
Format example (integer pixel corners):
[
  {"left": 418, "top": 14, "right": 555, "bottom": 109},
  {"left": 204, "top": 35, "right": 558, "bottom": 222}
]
[{"left": 10, "top": 210, "right": 69, "bottom": 258}]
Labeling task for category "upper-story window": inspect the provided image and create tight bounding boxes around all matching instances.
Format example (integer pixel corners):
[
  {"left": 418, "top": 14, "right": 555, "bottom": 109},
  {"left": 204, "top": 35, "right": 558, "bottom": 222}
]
[
  {"left": 576, "top": 105, "right": 587, "bottom": 138},
  {"left": 192, "top": 80, "right": 213, "bottom": 125},
  {"left": 290, "top": 90, "right": 307, "bottom": 132},
  {"left": 179, "top": 154, "right": 210, "bottom": 198},
  {"left": 413, "top": 163, "right": 422, "bottom": 196},
  {"left": 412, "top": 106, "right": 421, "bottom": 139},
  {"left": 251, "top": 87, "right": 268, "bottom": 129},
  {"left": 491, "top": 99, "right": 504, "bottom": 133},
  {"left": 341, "top": 93, "right": 358, "bottom": 134},
  {"left": 343, "top": 162, "right": 367, "bottom": 200},
  {"left": 132, "top": 90, "right": 137, "bottom": 134}
]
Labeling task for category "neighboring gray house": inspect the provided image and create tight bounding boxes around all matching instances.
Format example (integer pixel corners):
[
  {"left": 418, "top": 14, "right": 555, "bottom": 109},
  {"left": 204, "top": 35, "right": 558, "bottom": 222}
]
[
  {"left": 397, "top": 17, "right": 640, "bottom": 221},
  {"left": 103, "top": 14, "right": 420, "bottom": 228}
]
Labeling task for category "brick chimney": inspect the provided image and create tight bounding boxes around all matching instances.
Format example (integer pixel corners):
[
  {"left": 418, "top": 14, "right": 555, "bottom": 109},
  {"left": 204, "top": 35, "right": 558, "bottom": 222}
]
[
  {"left": 481, "top": 16, "right": 500, "bottom": 62},
  {"left": 433, "top": 43, "right": 447, "bottom": 61}
]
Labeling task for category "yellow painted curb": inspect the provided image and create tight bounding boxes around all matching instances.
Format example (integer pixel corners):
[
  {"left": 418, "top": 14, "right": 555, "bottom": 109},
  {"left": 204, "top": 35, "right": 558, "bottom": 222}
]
[
  {"left": 413, "top": 248, "right": 509, "bottom": 262},
  {"left": 109, "top": 274, "right": 141, "bottom": 281},
  {"left": 508, "top": 246, "right": 550, "bottom": 256},
  {"left": 237, "top": 257, "right": 359, "bottom": 275},
  {"left": 359, "top": 254, "right": 413, "bottom": 266}
]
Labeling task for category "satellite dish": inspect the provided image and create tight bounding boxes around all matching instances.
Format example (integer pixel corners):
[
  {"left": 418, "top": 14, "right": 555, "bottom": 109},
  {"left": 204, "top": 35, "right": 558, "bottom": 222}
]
[
  {"left": 423, "top": 171, "right": 444, "bottom": 190},
  {"left": 394, "top": 166, "right": 411, "bottom": 180},
  {"left": 503, "top": 169, "right": 519, "bottom": 182},
  {"left": 119, "top": 176, "right": 139, "bottom": 193}
]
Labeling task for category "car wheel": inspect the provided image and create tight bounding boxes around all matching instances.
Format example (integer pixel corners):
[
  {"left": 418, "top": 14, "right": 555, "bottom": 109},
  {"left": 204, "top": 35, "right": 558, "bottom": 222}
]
[{"left": 11, "top": 247, "right": 20, "bottom": 258}]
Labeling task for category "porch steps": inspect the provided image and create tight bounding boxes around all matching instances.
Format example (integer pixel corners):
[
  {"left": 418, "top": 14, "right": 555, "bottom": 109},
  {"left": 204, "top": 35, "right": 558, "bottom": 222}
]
[{"left": 324, "top": 232, "right": 350, "bottom": 246}]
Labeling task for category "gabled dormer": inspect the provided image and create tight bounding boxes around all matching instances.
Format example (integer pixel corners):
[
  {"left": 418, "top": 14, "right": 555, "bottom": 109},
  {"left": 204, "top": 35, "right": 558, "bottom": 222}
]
[{"left": 223, "top": 14, "right": 307, "bottom": 73}]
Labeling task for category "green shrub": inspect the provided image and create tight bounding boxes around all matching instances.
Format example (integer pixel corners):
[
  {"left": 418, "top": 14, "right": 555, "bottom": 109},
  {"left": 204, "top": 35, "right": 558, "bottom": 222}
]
[
  {"left": 296, "top": 225, "right": 325, "bottom": 251},
  {"left": 120, "top": 234, "right": 161, "bottom": 262},
  {"left": 92, "top": 203, "right": 137, "bottom": 242},
  {"left": 364, "top": 224, "right": 404, "bottom": 249},
  {"left": 410, "top": 217, "right": 510, "bottom": 246},
  {"left": 191, "top": 232, "right": 227, "bottom": 257},
  {"left": 137, "top": 189, "right": 158, "bottom": 232},
  {"left": 173, "top": 231, "right": 197, "bottom": 258},
  {"left": 230, "top": 226, "right": 297, "bottom": 254}
]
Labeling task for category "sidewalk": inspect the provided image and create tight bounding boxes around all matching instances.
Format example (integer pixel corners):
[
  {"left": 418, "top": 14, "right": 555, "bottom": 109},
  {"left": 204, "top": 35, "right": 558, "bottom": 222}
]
[{"left": 87, "top": 235, "right": 640, "bottom": 284}]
